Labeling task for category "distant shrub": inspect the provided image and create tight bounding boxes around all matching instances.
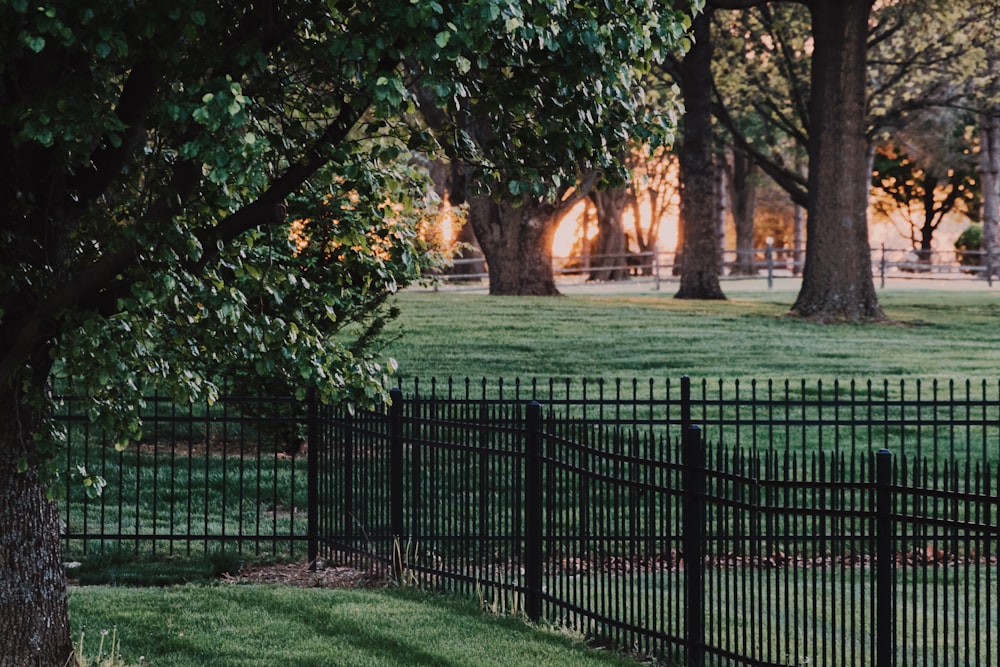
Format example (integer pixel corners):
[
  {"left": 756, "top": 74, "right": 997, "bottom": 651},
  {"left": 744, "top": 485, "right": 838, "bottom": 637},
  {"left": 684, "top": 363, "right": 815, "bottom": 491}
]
[{"left": 955, "top": 224, "right": 983, "bottom": 267}]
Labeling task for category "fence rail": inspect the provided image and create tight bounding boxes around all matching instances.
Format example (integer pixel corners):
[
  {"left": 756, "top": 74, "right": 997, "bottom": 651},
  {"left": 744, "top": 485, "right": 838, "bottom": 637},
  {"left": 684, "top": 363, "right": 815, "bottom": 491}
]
[
  {"left": 433, "top": 246, "right": 998, "bottom": 291},
  {"left": 59, "top": 377, "right": 1000, "bottom": 666}
]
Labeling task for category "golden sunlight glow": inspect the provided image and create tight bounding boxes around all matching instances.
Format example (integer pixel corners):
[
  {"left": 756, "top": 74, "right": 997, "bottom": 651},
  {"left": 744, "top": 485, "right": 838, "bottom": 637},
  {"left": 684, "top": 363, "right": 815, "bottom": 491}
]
[
  {"left": 288, "top": 218, "right": 311, "bottom": 254},
  {"left": 553, "top": 146, "right": 680, "bottom": 259}
]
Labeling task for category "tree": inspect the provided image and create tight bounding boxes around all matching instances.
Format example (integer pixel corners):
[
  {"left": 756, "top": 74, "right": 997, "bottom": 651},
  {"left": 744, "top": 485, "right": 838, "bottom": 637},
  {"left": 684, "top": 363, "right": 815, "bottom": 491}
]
[
  {"left": 630, "top": 146, "right": 680, "bottom": 275},
  {"left": 712, "top": 0, "right": 1000, "bottom": 318},
  {"left": 727, "top": 146, "right": 760, "bottom": 275},
  {"left": 788, "top": 0, "right": 880, "bottom": 319},
  {"left": 467, "top": 189, "right": 586, "bottom": 295},
  {"left": 674, "top": 6, "right": 726, "bottom": 299},
  {"left": 981, "top": 110, "right": 1000, "bottom": 275},
  {"left": 711, "top": 0, "right": 879, "bottom": 317},
  {"left": 415, "top": 2, "right": 698, "bottom": 295},
  {"left": 0, "top": 2, "right": 700, "bottom": 663},
  {"left": 588, "top": 183, "right": 633, "bottom": 282},
  {"left": 871, "top": 111, "right": 979, "bottom": 264}
]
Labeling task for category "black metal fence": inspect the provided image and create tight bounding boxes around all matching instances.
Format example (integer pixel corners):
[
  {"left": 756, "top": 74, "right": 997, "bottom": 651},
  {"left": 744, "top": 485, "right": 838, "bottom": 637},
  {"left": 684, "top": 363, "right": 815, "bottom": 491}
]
[
  {"left": 59, "top": 377, "right": 1000, "bottom": 666},
  {"left": 57, "top": 391, "right": 314, "bottom": 559}
]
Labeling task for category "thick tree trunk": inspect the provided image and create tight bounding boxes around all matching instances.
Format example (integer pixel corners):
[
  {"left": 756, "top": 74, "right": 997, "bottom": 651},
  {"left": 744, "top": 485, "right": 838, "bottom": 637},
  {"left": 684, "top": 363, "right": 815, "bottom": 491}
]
[
  {"left": 675, "top": 8, "right": 725, "bottom": 300},
  {"left": 0, "top": 386, "right": 74, "bottom": 667},
  {"left": 791, "top": 0, "right": 882, "bottom": 320},
  {"left": 728, "top": 148, "right": 758, "bottom": 276},
  {"left": 467, "top": 195, "right": 562, "bottom": 295},
  {"left": 589, "top": 187, "right": 631, "bottom": 282},
  {"left": 980, "top": 110, "right": 1000, "bottom": 279}
]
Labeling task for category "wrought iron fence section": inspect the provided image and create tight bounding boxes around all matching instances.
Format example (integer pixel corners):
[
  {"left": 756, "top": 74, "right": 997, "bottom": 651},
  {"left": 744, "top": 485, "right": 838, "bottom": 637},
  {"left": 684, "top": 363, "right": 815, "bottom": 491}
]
[{"left": 57, "top": 376, "right": 1000, "bottom": 666}]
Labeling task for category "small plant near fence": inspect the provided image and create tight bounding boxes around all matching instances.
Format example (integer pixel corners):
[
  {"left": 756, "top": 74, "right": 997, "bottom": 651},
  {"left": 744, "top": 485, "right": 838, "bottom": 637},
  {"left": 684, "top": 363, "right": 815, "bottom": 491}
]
[{"left": 71, "top": 627, "right": 140, "bottom": 667}]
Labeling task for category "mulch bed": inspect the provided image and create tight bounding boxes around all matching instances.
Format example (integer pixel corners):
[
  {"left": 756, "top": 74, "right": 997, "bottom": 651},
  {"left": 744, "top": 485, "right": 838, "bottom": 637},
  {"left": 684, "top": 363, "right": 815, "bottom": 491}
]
[{"left": 221, "top": 560, "right": 386, "bottom": 589}]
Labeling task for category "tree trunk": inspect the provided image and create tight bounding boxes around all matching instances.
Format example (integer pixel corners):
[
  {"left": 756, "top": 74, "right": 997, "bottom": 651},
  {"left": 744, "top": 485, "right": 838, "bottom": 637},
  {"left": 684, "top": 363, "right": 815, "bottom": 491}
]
[
  {"left": 446, "top": 162, "right": 486, "bottom": 280},
  {"left": 0, "top": 385, "right": 75, "bottom": 667},
  {"left": 467, "top": 195, "right": 563, "bottom": 295},
  {"left": 980, "top": 110, "right": 1000, "bottom": 279},
  {"left": 728, "top": 148, "right": 758, "bottom": 275},
  {"left": 791, "top": 0, "right": 882, "bottom": 320},
  {"left": 589, "top": 187, "right": 632, "bottom": 282},
  {"left": 793, "top": 202, "right": 805, "bottom": 276},
  {"left": 675, "top": 8, "right": 726, "bottom": 300},
  {"left": 715, "top": 151, "right": 727, "bottom": 271}
]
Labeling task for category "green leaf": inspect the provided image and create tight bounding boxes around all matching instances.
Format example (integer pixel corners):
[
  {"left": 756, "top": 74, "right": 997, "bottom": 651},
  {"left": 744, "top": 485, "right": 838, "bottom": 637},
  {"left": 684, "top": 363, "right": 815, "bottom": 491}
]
[{"left": 23, "top": 34, "right": 45, "bottom": 53}]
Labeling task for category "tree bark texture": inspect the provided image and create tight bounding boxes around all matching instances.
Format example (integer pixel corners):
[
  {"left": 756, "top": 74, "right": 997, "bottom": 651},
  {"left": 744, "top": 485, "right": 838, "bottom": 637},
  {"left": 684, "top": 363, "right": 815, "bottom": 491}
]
[
  {"left": 728, "top": 149, "right": 758, "bottom": 275},
  {"left": 980, "top": 110, "right": 1000, "bottom": 278},
  {"left": 675, "top": 8, "right": 726, "bottom": 300},
  {"left": 589, "top": 187, "right": 632, "bottom": 282},
  {"left": 793, "top": 202, "right": 805, "bottom": 276},
  {"left": 467, "top": 195, "right": 563, "bottom": 295},
  {"left": 0, "top": 388, "right": 74, "bottom": 667},
  {"left": 791, "top": 0, "right": 882, "bottom": 320}
]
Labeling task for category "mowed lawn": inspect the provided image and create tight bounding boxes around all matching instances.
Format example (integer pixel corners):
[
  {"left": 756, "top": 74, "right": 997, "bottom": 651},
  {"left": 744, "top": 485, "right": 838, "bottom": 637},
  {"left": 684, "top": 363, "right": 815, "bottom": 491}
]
[
  {"left": 69, "top": 586, "right": 642, "bottom": 667},
  {"left": 382, "top": 279, "right": 1000, "bottom": 384}
]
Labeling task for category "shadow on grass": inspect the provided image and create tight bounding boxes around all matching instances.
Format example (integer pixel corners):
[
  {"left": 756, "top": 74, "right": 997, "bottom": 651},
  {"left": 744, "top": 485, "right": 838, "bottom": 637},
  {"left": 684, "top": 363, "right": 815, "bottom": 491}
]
[{"left": 69, "top": 586, "right": 640, "bottom": 667}]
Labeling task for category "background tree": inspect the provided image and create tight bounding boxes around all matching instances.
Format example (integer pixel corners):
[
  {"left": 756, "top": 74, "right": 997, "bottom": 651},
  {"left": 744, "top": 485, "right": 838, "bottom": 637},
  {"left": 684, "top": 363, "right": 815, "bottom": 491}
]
[
  {"left": 416, "top": 1, "right": 699, "bottom": 295},
  {"left": 871, "top": 111, "right": 979, "bottom": 264},
  {"left": 726, "top": 145, "right": 760, "bottom": 274},
  {"left": 714, "top": 0, "right": 1000, "bottom": 317},
  {"left": 980, "top": 110, "right": 1000, "bottom": 275},
  {"left": 629, "top": 146, "right": 680, "bottom": 276},
  {"left": 0, "top": 1, "right": 700, "bottom": 663},
  {"left": 588, "top": 179, "right": 632, "bottom": 282},
  {"left": 673, "top": 5, "right": 726, "bottom": 299}
]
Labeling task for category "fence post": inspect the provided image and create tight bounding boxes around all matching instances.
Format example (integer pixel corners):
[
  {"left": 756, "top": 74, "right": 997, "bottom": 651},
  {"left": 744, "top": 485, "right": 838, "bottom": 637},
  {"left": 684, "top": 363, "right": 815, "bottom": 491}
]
[
  {"left": 876, "top": 448, "right": 894, "bottom": 667},
  {"left": 880, "top": 243, "right": 887, "bottom": 289},
  {"left": 654, "top": 251, "right": 662, "bottom": 291},
  {"left": 389, "top": 387, "right": 405, "bottom": 580},
  {"left": 682, "top": 423, "right": 706, "bottom": 667},
  {"left": 307, "top": 390, "right": 320, "bottom": 570},
  {"left": 525, "top": 400, "right": 544, "bottom": 623},
  {"left": 680, "top": 374, "right": 692, "bottom": 431}
]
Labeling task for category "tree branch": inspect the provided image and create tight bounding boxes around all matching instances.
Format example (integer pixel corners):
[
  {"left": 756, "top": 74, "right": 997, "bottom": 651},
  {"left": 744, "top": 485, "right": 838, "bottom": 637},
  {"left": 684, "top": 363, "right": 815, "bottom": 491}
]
[
  {"left": 709, "top": 0, "right": 775, "bottom": 8},
  {"left": 714, "top": 95, "right": 808, "bottom": 207}
]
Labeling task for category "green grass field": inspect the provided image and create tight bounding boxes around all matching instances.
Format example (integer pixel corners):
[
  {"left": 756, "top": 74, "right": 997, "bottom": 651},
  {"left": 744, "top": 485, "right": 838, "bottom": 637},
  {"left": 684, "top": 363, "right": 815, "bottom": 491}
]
[{"left": 383, "top": 279, "right": 1000, "bottom": 383}]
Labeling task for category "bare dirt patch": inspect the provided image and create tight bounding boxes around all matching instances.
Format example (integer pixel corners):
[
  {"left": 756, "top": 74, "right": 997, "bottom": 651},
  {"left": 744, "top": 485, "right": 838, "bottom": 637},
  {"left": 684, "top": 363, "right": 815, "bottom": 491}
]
[{"left": 222, "top": 560, "right": 386, "bottom": 589}]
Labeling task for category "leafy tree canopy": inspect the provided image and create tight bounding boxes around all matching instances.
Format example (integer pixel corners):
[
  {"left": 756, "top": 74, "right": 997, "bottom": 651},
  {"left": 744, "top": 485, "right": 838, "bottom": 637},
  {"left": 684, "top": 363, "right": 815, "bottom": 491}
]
[{"left": 1, "top": 0, "right": 697, "bottom": 464}]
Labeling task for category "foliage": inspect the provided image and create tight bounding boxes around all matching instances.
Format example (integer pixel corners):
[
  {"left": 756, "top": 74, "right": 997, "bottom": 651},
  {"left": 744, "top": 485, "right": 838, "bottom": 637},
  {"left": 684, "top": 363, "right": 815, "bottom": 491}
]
[
  {"left": 410, "top": 0, "right": 699, "bottom": 196},
  {"left": 871, "top": 110, "right": 980, "bottom": 250},
  {"left": 1, "top": 0, "right": 698, "bottom": 476},
  {"left": 712, "top": 0, "right": 1000, "bottom": 204},
  {"left": 955, "top": 223, "right": 984, "bottom": 266}
]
